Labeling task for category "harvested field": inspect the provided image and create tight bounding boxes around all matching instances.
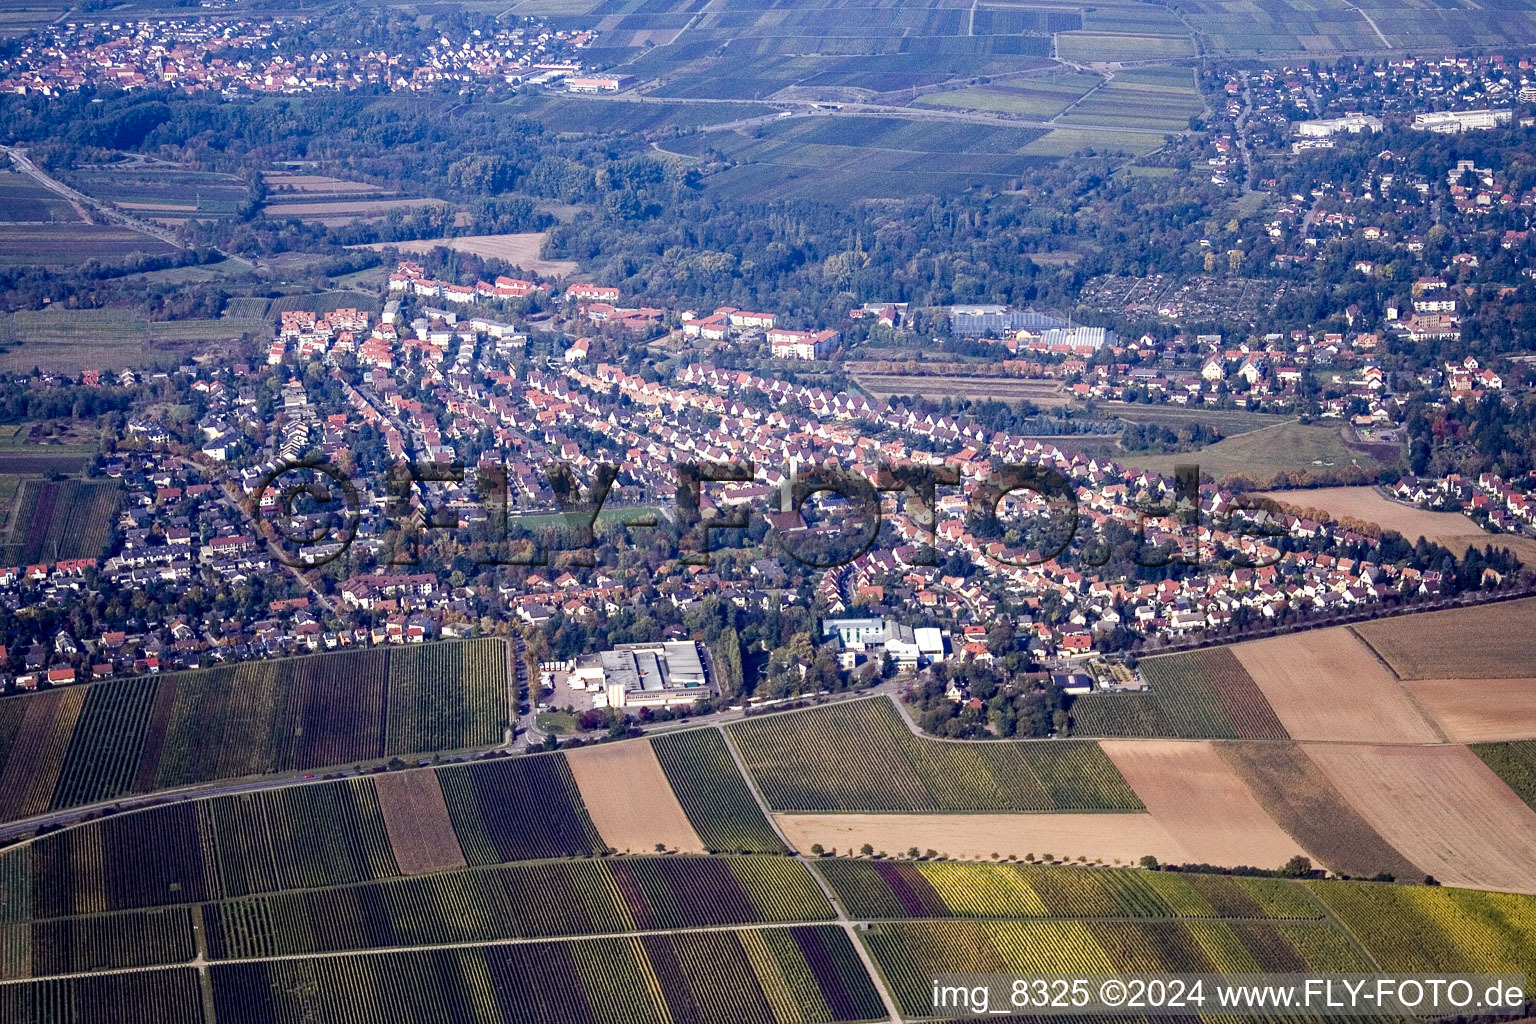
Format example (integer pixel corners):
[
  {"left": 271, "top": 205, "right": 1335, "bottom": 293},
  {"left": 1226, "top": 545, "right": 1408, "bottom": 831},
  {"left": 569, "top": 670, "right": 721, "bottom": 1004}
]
[
  {"left": 372, "top": 769, "right": 465, "bottom": 875},
  {"left": 1354, "top": 599, "right": 1536, "bottom": 680},
  {"left": 565, "top": 740, "right": 705, "bottom": 854},
  {"left": 264, "top": 197, "right": 445, "bottom": 216},
  {"left": 1230, "top": 628, "right": 1442, "bottom": 743},
  {"left": 1258, "top": 486, "right": 1490, "bottom": 547},
  {"left": 1305, "top": 742, "right": 1536, "bottom": 893},
  {"left": 261, "top": 173, "right": 383, "bottom": 195},
  {"left": 853, "top": 373, "right": 1070, "bottom": 405},
  {"left": 1400, "top": 679, "right": 1536, "bottom": 743},
  {"left": 353, "top": 232, "right": 578, "bottom": 277},
  {"left": 773, "top": 812, "right": 1190, "bottom": 864},
  {"left": 1102, "top": 740, "right": 1309, "bottom": 871},
  {"left": 1218, "top": 742, "right": 1422, "bottom": 881}
]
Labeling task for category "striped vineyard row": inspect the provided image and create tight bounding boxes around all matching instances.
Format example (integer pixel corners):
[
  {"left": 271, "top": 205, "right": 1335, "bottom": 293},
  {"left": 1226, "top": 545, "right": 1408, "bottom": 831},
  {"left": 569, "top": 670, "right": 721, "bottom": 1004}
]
[
  {"left": 1072, "top": 648, "right": 1288, "bottom": 740},
  {"left": 384, "top": 639, "right": 507, "bottom": 755},
  {"left": 7, "top": 750, "right": 606, "bottom": 920},
  {"left": 0, "top": 967, "right": 205, "bottom": 1024},
  {"left": 208, "top": 927, "right": 886, "bottom": 1024},
  {"left": 0, "top": 687, "right": 86, "bottom": 822},
  {"left": 862, "top": 918, "right": 1372, "bottom": 1018},
  {"left": 14, "top": 778, "right": 399, "bottom": 918},
  {"left": 0, "top": 906, "right": 196, "bottom": 981},
  {"left": 0, "top": 640, "right": 509, "bottom": 825},
  {"left": 651, "top": 729, "right": 785, "bottom": 854},
  {"left": 1308, "top": 879, "right": 1536, "bottom": 976},
  {"left": 202, "top": 856, "right": 834, "bottom": 959},
  {"left": 817, "top": 861, "right": 1325, "bottom": 921},
  {"left": 438, "top": 753, "right": 605, "bottom": 864},
  {"left": 728, "top": 697, "right": 1142, "bottom": 811}
]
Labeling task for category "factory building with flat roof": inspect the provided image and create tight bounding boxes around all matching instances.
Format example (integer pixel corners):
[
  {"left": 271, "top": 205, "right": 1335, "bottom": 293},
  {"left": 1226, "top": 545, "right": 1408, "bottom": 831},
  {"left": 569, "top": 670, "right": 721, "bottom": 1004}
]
[{"left": 572, "top": 641, "right": 714, "bottom": 709}]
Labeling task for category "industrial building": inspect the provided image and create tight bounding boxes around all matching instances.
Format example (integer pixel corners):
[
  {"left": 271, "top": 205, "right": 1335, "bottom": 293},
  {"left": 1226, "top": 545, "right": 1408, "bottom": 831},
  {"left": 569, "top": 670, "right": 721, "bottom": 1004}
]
[{"left": 571, "top": 641, "right": 713, "bottom": 709}]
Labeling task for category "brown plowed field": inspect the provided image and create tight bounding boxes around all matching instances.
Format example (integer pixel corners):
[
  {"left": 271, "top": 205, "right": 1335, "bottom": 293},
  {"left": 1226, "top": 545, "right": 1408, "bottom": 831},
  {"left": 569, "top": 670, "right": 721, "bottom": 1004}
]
[
  {"left": 566, "top": 739, "right": 705, "bottom": 854},
  {"left": 1231, "top": 628, "right": 1441, "bottom": 743},
  {"left": 1102, "top": 740, "right": 1308, "bottom": 871},
  {"left": 1304, "top": 742, "right": 1536, "bottom": 894}
]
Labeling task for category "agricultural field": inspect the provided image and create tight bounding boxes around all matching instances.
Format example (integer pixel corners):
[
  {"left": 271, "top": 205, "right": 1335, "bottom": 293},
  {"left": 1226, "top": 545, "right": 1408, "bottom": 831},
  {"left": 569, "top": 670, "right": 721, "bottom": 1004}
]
[
  {"left": 1218, "top": 742, "right": 1423, "bottom": 882},
  {"left": 1303, "top": 742, "right": 1536, "bottom": 894},
  {"left": 0, "top": 477, "right": 118, "bottom": 565},
  {"left": 565, "top": 740, "right": 705, "bottom": 854},
  {"left": 667, "top": 114, "right": 1057, "bottom": 201},
  {"left": 1257, "top": 485, "right": 1512, "bottom": 554},
  {"left": 1123, "top": 420, "right": 1392, "bottom": 483},
  {"left": 652, "top": 728, "right": 787, "bottom": 854},
  {"left": 437, "top": 753, "right": 606, "bottom": 864},
  {"left": 354, "top": 232, "right": 579, "bottom": 277},
  {"left": 0, "top": 640, "right": 508, "bottom": 824},
  {"left": 0, "top": 307, "right": 261, "bottom": 372},
  {"left": 259, "top": 171, "right": 443, "bottom": 226},
  {"left": 1101, "top": 740, "right": 1310, "bottom": 870},
  {"left": 864, "top": 917, "right": 1369, "bottom": 1016},
  {"left": 913, "top": 71, "right": 1103, "bottom": 118},
  {"left": 383, "top": 640, "right": 507, "bottom": 755},
  {"left": 1473, "top": 740, "right": 1536, "bottom": 812},
  {"left": 819, "top": 860, "right": 1324, "bottom": 921},
  {"left": 0, "top": 223, "right": 174, "bottom": 268},
  {"left": 1354, "top": 598, "right": 1536, "bottom": 680},
  {"left": 1104, "top": 402, "right": 1292, "bottom": 436},
  {"left": 208, "top": 926, "right": 885, "bottom": 1024},
  {"left": 0, "top": 906, "right": 196, "bottom": 980},
  {"left": 852, "top": 373, "right": 1070, "bottom": 405},
  {"left": 1309, "top": 880, "right": 1536, "bottom": 976},
  {"left": 1400, "top": 677, "right": 1536, "bottom": 744},
  {"left": 775, "top": 811, "right": 1191, "bottom": 864},
  {"left": 264, "top": 291, "right": 377, "bottom": 318},
  {"left": 0, "top": 172, "right": 81, "bottom": 223},
  {"left": 1055, "top": 76, "right": 1204, "bottom": 133},
  {"left": 1018, "top": 127, "right": 1168, "bottom": 158},
  {"left": 1055, "top": 31, "right": 1197, "bottom": 62},
  {"left": 728, "top": 697, "right": 1142, "bottom": 812},
  {"left": 0, "top": 687, "right": 87, "bottom": 822},
  {"left": 372, "top": 769, "right": 467, "bottom": 876},
  {"left": 201, "top": 856, "right": 833, "bottom": 958},
  {"left": 1230, "top": 627, "right": 1442, "bottom": 743},
  {"left": 1070, "top": 647, "right": 1289, "bottom": 740},
  {"left": 69, "top": 163, "right": 249, "bottom": 221},
  {"left": 505, "top": 94, "right": 779, "bottom": 134},
  {"left": 0, "top": 968, "right": 207, "bottom": 1024},
  {"left": 5, "top": 750, "right": 610, "bottom": 919}
]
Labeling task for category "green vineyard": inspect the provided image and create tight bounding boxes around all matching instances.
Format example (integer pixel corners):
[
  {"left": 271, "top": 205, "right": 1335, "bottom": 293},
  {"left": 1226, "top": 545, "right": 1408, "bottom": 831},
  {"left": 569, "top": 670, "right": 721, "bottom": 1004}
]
[
  {"left": 1472, "top": 739, "right": 1536, "bottom": 811},
  {"left": 4, "top": 843, "right": 1536, "bottom": 1023},
  {"left": 0, "top": 906, "right": 196, "bottom": 981},
  {"left": 3, "top": 750, "right": 614, "bottom": 917},
  {"left": 202, "top": 856, "right": 834, "bottom": 958},
  {"left": 1069, "top": 648, "right": 1289, "bottom": 740},
  {"left": 0, "top": 639, "right": 509, "bottom": 825},
  {"left": 652, "top": 729, "right": 786, "bottom": 853},
  {"left": 0, "top": 967, "right": 206, "bottom": 1024},
  {"left": 1309, "top": 879, "right": 1536, "bottom": 976},
  {"left": 207, "top": 927, "right": 886, "bottom": 1024},
  {"left": 0, "top": 477, "right": 120, "bottom": 566},
  {"left": 728, "top": 697, "right": 1142, "bottom": 811},
  {"left": 863, "top": 917, "right": 1372, "bottom": 1017},
  {"left": 819, "top": 860, "right": 1325, "bottom": 921}
]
